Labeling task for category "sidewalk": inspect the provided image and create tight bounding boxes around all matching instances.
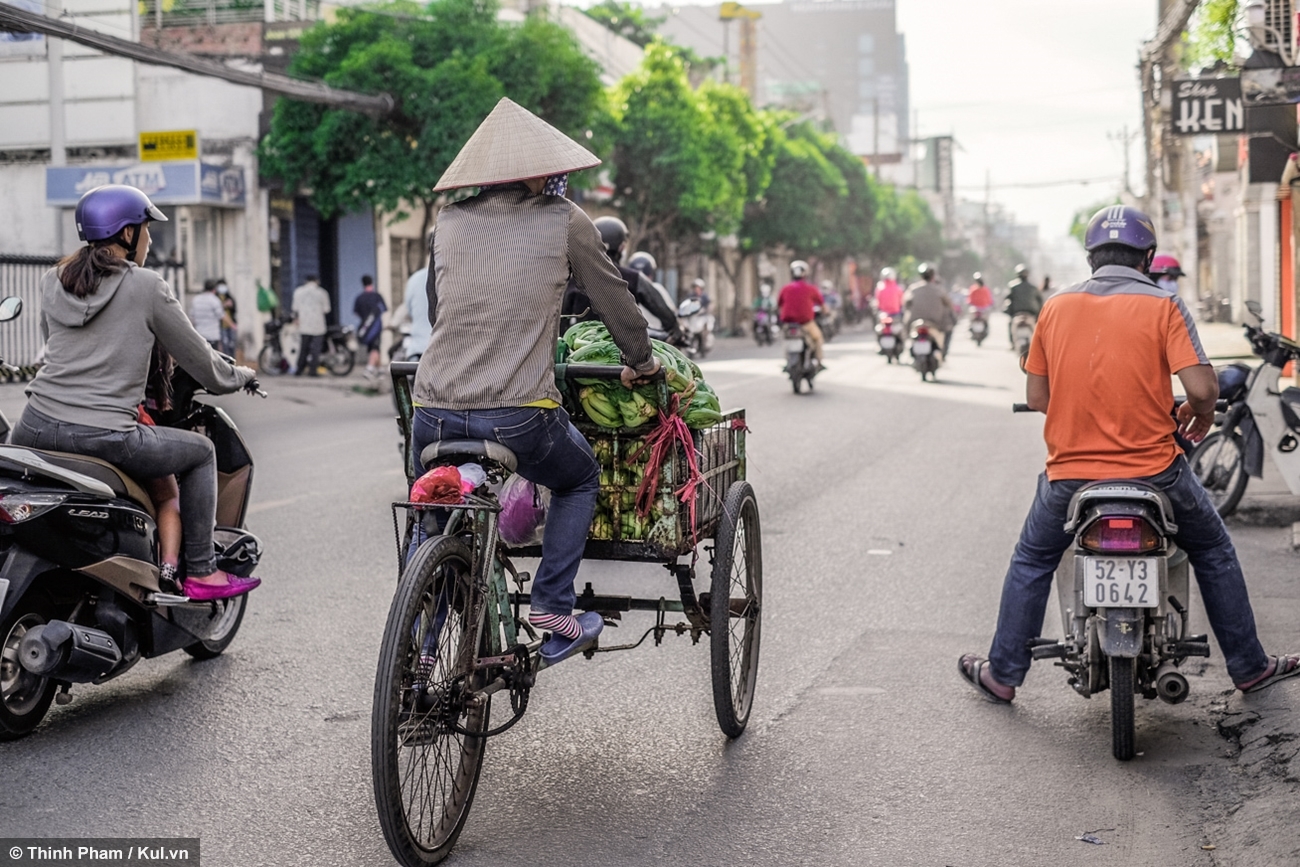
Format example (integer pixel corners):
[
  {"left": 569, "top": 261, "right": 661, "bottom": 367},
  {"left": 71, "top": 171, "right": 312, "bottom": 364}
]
[{"left": 1198, "top": 320, "right": 1253, "bottom": 361}]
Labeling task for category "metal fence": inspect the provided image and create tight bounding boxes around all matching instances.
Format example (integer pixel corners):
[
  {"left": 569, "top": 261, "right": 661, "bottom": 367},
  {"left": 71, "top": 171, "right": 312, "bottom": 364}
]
[{"left": 0, "top": 254, "right": 56, "bottom": 374}]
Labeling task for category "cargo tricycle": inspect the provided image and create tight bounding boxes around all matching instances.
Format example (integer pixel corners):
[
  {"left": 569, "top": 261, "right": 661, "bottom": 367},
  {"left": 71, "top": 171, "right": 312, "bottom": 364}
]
[{"left": 371, "top": 361, "right": 762, "bottom": 867}]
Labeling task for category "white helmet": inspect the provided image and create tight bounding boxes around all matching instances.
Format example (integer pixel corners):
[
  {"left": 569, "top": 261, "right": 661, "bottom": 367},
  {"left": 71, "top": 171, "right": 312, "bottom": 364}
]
[
  {"left": 790, "top": 260, "right": 809, "bottom": 278},
  {"left": 759, "top": 282, "right": 772, "bottom": 297},
  {"left": 881, "top": 267, "right": 896, "bottom": 280}
]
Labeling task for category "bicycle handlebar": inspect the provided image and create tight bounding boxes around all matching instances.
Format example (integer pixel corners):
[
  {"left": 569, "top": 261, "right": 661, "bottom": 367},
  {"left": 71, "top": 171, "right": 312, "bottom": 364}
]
[
  {"left": 1015, "top": 399, "right": 1229, "bottom": 414},
  {"left": 559, "top": 362, "right": 666, "bottom": 383}
]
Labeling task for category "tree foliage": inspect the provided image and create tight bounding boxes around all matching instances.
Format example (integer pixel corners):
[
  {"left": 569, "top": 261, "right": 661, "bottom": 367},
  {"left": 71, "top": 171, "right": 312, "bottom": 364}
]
[
  {"left": 1068, "top": 197, "right": 1122, "bottom": 247},
  {"left": 259, "top": 0, "right": 604, "bottom": 235},
  {"left": 1182, "top": 0, "right": 1240, "bottom": 71},
  {"left": 582, "top": 0, "right": 664, "bottom": 48}
]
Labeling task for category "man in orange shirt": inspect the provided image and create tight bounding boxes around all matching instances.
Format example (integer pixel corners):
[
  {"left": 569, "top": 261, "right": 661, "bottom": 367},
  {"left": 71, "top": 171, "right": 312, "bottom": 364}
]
[{"left": 959, "top": 205, "right": 1298, "bottom": 702}]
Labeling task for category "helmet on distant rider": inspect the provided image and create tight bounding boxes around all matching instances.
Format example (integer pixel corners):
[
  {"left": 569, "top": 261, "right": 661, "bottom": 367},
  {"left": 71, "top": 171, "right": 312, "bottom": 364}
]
[
  {"left": 592, "top": 216, "right": 628, "bottom": 255},
  {"left": 627, "top": 251, "right": 657, "bottom": 279},
  {"left": 790, "top": 260, "right": 809, "bottom": 279},
  {"left": 1150, "top": 254, "right": 1184, "bottom": 278},
  {"left": 692, "top": 278, "right": 706, "bottom": 290},
  {"left": 759, "top": 282, "right": 772, "bottom": 297},
  {"left": 1083, "top": 204, "right": 1157, "bottom": 252},
  {"left": 881, "top": 267, "right": 897, "bottom": 281},
  {"left": 75, "top": 184, "right": 167, "bottom": 243},
  {"left": 972, "top": 272, "right": 983, "bottom": 283},
  {"left": 1014, "top": 263, "right": 1029, "bottom": 278},
  {"left": 917, "top": 262, "right": 936, "bottom": 280}
]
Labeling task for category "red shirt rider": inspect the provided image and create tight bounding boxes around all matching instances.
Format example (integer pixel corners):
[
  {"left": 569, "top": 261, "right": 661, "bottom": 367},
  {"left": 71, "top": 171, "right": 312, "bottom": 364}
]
[
  {"left": 778, "top": 279, "right": 825, "bottom": 324},
  {"left": 968, "top": 283, "right": 994, "bottom": 311}
]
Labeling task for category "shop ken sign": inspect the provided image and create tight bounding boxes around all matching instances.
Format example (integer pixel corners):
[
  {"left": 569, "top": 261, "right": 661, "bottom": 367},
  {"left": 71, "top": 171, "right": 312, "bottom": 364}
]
[{"left": 1172, "top": 77, "right": 1244, "bottom": 136}]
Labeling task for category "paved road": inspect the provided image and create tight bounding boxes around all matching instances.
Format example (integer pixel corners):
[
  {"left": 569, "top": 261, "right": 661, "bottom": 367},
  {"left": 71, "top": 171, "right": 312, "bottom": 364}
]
[{"left": 1, "top": 316, "right": 1296, "bottom": 866}]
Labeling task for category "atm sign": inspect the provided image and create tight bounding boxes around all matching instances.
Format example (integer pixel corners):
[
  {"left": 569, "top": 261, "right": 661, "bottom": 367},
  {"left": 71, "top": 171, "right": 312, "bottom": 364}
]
[{"left": 139, "top": 130, "right": 199, "bottom": 162}]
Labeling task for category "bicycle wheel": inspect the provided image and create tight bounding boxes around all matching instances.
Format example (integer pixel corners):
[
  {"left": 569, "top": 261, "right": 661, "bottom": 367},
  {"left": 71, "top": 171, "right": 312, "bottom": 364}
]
[
  {"left": 372, "top": 536, "right": 489, "bottom": 867},
  {"left": 709, "top": 481, "right": 762, "bottom": 738},
  {"left": 1189, "top": 430, "right": 1248, "bottom": 517},
  {"left": 1109, "top": 655, "right": 1135, "bottom": 761}
]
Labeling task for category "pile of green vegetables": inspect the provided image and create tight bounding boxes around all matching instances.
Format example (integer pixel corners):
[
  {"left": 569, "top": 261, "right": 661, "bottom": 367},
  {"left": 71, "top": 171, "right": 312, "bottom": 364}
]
[
  {"left": 587, "top": 437, "right": 680, "bottom": 545},
  {"left": 559, "top": 321, "right": 723, "bottom": 430}
]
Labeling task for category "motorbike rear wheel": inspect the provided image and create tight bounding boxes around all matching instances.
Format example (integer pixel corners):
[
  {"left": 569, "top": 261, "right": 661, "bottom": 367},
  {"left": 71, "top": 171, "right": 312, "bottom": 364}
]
[
  {"left": 325, "top": 345, "right": 356, "bottom": 377},
  {"left": 257, "top": 344, "right": 288, "bottom": 377},
  {"left": 372, "top": 536, "right": 488, "bottom": 867},
  {"left": 1189, "top": 430, "right": 1249, "bottom": 518},
  {"left": 0, "top": 595, "right": 58, "bottom": 740},
  {"left": 1110, "top": 655, "right": 1136, "bottom": 761},
  {"left": 182, "top": 594, "right": 248, "bottom": 660}
]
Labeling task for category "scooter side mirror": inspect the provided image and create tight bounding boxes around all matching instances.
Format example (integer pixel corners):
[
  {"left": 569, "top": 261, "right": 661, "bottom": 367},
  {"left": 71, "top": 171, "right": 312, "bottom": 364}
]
[
  {"left": 1245, "top": 299, "right": 1263, "bottom": 322},
  {"left": 0, "top": 296, "right": 22, "bottom": 322}
]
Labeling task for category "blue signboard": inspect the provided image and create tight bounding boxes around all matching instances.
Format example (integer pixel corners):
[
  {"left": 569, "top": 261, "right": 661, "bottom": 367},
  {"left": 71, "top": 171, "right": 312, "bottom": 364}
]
[{"left": 46, "top": 161, "right": 246, "bottom": 207}]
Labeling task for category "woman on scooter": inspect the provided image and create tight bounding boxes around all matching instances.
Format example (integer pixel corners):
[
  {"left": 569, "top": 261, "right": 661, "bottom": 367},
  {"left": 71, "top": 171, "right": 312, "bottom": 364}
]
[{"left": 11, "top": 184, "right": 260, "bottom": 601}]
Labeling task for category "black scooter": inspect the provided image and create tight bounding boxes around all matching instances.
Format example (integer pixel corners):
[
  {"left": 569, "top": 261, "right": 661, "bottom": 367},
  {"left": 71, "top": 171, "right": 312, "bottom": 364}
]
[{"left": 0, "top": 303, "right": 266, "bottom": 738}]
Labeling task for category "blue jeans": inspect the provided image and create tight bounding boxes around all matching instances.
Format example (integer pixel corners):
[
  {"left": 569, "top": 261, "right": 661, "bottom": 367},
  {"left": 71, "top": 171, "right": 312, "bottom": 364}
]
[
  {"left": 12, "top": 406, "right": 221, "bottom": 575},
  {"left": 987, "top": 456, "right": 1269, "bottom": 686},
  {"left": 412, "top": 406, "right": 599, "bottom": 617}
]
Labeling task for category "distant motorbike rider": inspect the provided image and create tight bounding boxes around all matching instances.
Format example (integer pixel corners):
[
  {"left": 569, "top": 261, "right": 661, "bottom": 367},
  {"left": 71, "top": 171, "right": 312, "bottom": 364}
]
[
  {"left": 967, "top": 272, "right": 994, "bottom": 314},
  {"left": 904, "top": 262, "right": 956, "bottom": 356},
  {"left": 563, "top": 217, "right": 681, "bottom": 342},
  {"left": 778, "top": 260, "right": 826, "bottom": 367},
  {"left": 875, "top": 267, "right": 903, "bottom": 320},
  {"left": 1150, "top": 254, "right": 1184, "bottom": 296},
  {"left": 1004, "top": 263, "right": 1043, "bottom": 347},
  {"left": 958, "top": 204, "right": 1300, "bottom": 703}
]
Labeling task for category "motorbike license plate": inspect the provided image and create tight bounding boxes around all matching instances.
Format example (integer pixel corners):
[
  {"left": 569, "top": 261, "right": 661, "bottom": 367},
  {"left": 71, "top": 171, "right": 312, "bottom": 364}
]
[
  {"left": 1084, "top": 557, "right": 1160, "bottom": 608},
  {"left": 912, "top": 339, "right": 932, "bottom": 356},
  {"left": 879, "top": 335, "right": 896, "bottom": 350},
  {"left": 784, "top": 339, "right": 805, "bottom": 353}
]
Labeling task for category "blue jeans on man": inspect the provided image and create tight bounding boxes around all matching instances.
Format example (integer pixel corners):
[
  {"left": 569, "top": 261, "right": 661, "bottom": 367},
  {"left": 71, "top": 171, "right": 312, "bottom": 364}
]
[
  {"left": 987, "top": 456, "right": 1269, "bottom": 687},
  {"left": 411, "top": 405, "right": 599, "bottom": 617}
]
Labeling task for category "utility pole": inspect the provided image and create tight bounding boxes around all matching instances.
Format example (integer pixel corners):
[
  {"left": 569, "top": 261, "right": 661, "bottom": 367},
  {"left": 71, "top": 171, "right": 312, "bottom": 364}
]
[
  {"left": 1108, "top": 124, "right": 1138, "bottom": 197},
  {"left": 48, "top": 0, "right": 65, "bottom": 252},
  {"left": 720, "top": 2, "right": 761, "bottom": 100},
  {"left": 983, "top": 169, "right": 991, "bottom": 261},
  {"left": 872, "top": 96, "right": 880, "bottom": 180}
]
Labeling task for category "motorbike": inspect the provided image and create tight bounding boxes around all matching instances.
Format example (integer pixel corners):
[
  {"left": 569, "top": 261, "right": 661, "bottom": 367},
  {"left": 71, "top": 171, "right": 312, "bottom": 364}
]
[
  {"left": 677, "top": 297, "right": 715, "bottom": 359},
  {"left": 1016, "top": 402, "right": 1209, "bottom": 761},
  {"left": 1011, "top": 313, "right": 1036, "bottom": 356},
  {"left": 816, "top": 306, "right": 839, "bottom": 342},
  {"left": 782, "top": 322, "right": 818, "bottom": 394},
  {"left": 875, "top": 314, "right": 905, "bottom": 364},
  {"left": 1189, "top": 299, "right": 1300, "bottom": 517},
  {"left": 257, "top": 315, "right": 291, "bottom": 377},
  {"left": 752, "top": 308, "right": 776, "bottom": 346},
  {"left": 0, "top": 311, "right": 267, "bottom": 738},
  {"left": 321, "top": 323, "right": 357, "bottom": 377},
  {"left": 969, "top": 310, "right": 989, "bottom": 346},
  {"left": 909, "top": 320, "right": 941, "bottom": 382}
]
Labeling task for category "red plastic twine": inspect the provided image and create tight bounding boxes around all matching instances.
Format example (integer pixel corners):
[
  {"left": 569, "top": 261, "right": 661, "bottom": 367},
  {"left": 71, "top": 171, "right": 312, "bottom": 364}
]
[{"left": 633, "top": 394, "right": 703, "bottom": 540}]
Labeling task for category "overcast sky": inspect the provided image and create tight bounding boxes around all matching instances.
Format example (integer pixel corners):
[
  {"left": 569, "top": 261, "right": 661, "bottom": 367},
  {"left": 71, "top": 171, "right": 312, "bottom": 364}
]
[{"left": 895, "top": 0, "right": 1158, "bottom": 240}]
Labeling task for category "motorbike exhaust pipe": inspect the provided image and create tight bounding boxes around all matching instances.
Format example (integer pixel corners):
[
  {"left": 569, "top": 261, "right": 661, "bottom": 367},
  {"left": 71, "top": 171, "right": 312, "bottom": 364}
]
[
  {"left": 19, "top": 620, "right": 121, "bottom": 683},
  {"left": 1155, "top": 663, "right": 1190, "bottom": 705}
]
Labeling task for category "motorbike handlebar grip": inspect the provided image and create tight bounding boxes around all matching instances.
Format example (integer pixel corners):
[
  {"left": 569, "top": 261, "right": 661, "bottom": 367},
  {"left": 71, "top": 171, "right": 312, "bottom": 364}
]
[{"left": 1012, "top": 403, "right": 1031, "bottom": 413}]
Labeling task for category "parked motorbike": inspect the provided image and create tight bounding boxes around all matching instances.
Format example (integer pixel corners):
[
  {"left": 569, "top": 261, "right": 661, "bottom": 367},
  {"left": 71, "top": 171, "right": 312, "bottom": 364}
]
[
  {"left": 677, "top": 297, "right": 715, "bottom": 359},
  {"left": 1010, "top": 313, "right": 1036, "bottom": 356},
  {"left": 782, "top": 323, "right": 818, "bottom": 394},
  {"left": 909, "top": 320, "right": 941, "bottom": 382},
  {"left": 321, "top": 323, "right": 357, "bottom": 377},
  {"left": 1016, "top": 401, "right": 1209, "bottom": 761},
  {"left": 875, "top": 314, "right": 905, "bottom": 364},
  {"left": 0, "top": 322, "right": 267, "bottom": 738},
  {"left": 969, "top": 311, "right": 989, "bottom": 346},
  {"left": 752, "top": 308, "right": 776, "bottom": 346},
  {"left": 1189, "top": 299, "right": 1300, "bottom": 516},
  {"left": 257, "top": 315, "right": 291, "bottom": 377}
]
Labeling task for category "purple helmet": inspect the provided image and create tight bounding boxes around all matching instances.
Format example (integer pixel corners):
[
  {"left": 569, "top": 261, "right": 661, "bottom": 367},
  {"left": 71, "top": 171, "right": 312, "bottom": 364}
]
[
  {"left": 1083, "top": 204, "right": 1156, "bottom": 252},
  {"left": 74, "top": 184, "right": 167, "bottom": 243}
]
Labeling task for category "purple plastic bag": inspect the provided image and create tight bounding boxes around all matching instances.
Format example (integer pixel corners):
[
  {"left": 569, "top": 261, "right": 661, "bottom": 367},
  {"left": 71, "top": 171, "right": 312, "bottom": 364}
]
[{"left": 498, "top": 473, "right": 550, "bottom": 545}]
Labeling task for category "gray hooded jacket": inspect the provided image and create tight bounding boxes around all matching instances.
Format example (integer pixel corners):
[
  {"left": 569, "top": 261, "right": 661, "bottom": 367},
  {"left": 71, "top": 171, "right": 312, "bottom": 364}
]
[{"left": 26, "top": 262, "right": 251, "bottom": 431}]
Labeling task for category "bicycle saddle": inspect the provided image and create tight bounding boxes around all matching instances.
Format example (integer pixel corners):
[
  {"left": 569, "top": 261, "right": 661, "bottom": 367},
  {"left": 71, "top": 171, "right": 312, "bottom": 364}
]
[{"left": 420, "top": 439, "right": 518, "bottom": 473}]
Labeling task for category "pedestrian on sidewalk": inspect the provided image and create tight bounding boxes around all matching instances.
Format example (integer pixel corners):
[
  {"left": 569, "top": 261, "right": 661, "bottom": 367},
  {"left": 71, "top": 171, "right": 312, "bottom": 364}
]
[
  {"left": 189, "top": 279, "right": 224, "bottom": 351},
  {"left": 216, "top": 277, "right": 238, "bottom": 358},
  {"left": 353, "top": 274, "right": 387, "bottom": 379},
  {"left": 292, "top": 274, "right": 330, "bottom": 376}
]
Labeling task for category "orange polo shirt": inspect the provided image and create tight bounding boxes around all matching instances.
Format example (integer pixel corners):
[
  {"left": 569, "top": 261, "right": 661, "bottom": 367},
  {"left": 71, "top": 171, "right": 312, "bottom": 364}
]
[{"left": 1024, "top": 265, "right": 1208, "bottom": 481}]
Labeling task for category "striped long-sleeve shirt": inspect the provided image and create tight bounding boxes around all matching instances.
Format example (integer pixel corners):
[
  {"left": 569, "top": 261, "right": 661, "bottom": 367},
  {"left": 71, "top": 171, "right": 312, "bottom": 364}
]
[{"left": 412, "top": 185, "right": 654, "bottom": 410}]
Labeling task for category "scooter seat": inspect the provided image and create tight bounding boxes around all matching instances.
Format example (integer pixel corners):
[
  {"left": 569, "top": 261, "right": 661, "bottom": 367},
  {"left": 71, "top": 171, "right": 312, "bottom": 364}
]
[
  {"left": 2, "top": 446, "right": 156, "bottom": 519},
  {"left": 420, "top": 439, "right": 518, "bottom": 473}
]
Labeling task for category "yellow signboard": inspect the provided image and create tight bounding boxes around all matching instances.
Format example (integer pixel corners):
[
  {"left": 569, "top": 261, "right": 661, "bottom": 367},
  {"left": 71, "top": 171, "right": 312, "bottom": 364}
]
[{"left": 139, "top": 130, "right": 198, "bottom": 162}]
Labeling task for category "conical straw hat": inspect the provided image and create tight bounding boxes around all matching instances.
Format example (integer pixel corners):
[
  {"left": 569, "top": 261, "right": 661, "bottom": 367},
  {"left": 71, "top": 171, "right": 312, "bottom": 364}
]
[{"left": 434, "top": 98, "right": 601, "bottom": 192}]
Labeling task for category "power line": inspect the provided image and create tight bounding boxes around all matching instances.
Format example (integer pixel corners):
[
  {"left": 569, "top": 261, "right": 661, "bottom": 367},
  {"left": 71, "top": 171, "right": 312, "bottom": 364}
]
[{"left": 955, "top": 176, "right": 1119, "bottom": 191}]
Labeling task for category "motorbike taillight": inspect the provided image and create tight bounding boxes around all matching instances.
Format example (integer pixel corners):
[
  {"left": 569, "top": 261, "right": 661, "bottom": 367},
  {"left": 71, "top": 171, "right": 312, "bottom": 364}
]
[
  {"left": 1080, "top": 516, "right": 1160, "bottom": 553},
  {"left": 0, "top": 493, "right": 68, "bottom": 524}
]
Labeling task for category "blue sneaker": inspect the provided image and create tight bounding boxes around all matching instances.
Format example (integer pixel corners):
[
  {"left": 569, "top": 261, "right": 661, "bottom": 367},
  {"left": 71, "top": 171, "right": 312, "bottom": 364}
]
[{"left": 539, "top": 611, "right": 604, "bottom": 666}]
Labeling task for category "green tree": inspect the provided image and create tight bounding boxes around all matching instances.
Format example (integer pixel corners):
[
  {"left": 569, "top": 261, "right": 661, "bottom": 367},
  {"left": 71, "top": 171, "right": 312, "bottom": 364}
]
[
  {"left": 259, "top": 0, "right": 604, "bottom": 238},
  {"left": 582, "top": 0, "right": 664, "bottom": 48},
  {"left": 869, "top": 183, "right": 943, "bottom": 268},
  {"left": 605, "top": 44, "right": 751, "bottom": 253},
  {"left": 1182, "top": 0, "right": 1240, "bottom": 71},
  {"left": 1068, "top": 197, "right": 1122, "bottom": 246},
  {"left": 741, "top": 121, "right": 847, "bottom": 257}
]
